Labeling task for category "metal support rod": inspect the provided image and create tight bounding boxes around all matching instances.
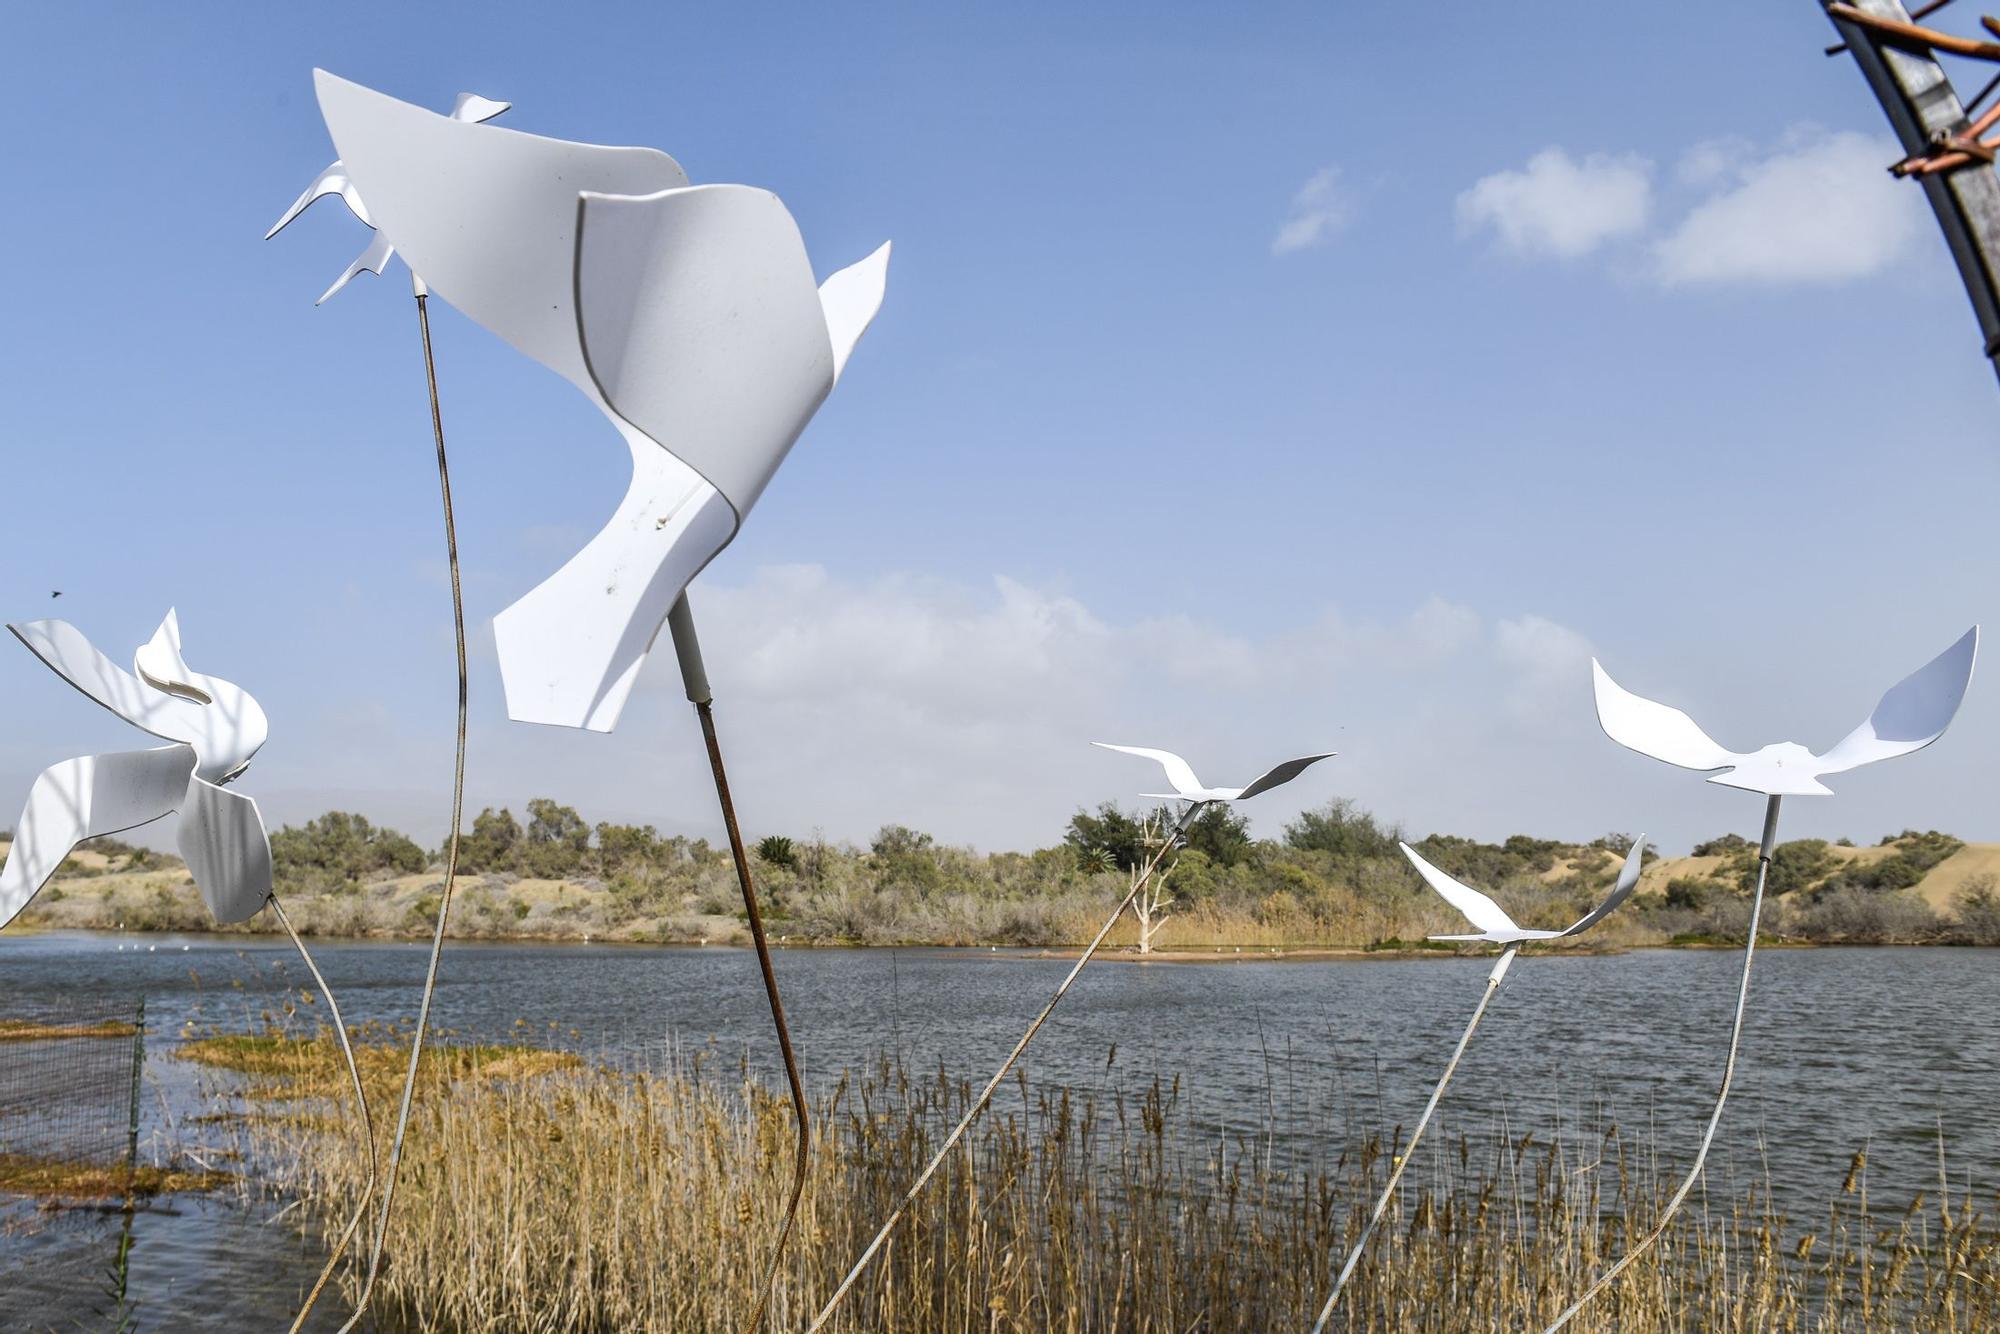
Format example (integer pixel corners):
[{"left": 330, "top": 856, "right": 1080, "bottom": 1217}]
[
  {"left": 336, "top": 290, "right": 471, "bottom": 1334},
  {"left": 668, "top": 594, "right": 807, "bottom": 1332},
  {"left": 126, "top": 993, "right": 143, "bottom": 1172},
  {"left": 809, "top": 802, "right": 1203, "bottom": 1333},
  {"left": 1312, "top": 947, "right": 1516, "bottom": 1330},
  {"left": 275, "top": 893, "right": 378, "bottom": 1334},
  {"left": 1545, "top": 794, "right": 1781, "bottom": 1333}
]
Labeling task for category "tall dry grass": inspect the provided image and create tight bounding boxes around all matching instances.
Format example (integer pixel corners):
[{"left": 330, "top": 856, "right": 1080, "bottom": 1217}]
[{"left": 187, "top": 1029, "right": 2000, "bottom": 1332}]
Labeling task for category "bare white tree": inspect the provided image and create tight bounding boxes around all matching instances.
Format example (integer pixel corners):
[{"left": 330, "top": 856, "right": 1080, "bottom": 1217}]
[{"left": 1129, "top": 813, "right": 1176, "bottom": 954}]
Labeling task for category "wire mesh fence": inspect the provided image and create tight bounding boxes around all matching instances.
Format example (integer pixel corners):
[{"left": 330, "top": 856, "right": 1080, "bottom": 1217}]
[{"left": 0, "top": 993, "right": 142, "bottom": 1166}]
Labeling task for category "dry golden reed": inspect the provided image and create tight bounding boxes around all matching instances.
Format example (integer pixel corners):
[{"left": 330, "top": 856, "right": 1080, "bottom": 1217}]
[{"left": 189, "top": 1029, "right": 2000, "bottom": 1332}]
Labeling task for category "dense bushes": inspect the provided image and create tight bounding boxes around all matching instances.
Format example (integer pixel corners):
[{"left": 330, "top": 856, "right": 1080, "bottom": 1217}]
[
  {"left": 45, "top": 797, "right": 1991, "bottom": 950},
  {"left": 270, "top": 812, "right": 426, "bottom": 895}
]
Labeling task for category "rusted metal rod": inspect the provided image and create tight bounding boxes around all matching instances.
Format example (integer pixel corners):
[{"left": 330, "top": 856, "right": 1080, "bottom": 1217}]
[
  {"left": 668, "top": 594, "right": 809, "bottom": 1333},
  {"left": 1828, "top": 0, "right": 1957, "bottom": 51},
  {"left": 1827, "top": 0, "right": 2000, "bottom": 380},
  {"left": 1827, "top": 2, "right": 2000, "bottom": 59}
]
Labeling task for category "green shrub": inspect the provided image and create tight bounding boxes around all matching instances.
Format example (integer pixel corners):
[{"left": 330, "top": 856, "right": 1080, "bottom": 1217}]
[
  {"left": 271, "top": 811, "right": 426, "bottom": 894},
  {"left": 1283, "top": 799, "right": 1401, "bottom": 860}
]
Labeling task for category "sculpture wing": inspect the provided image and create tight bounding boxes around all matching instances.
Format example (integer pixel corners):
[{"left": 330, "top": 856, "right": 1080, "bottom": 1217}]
[
  {"left": 1235, "top": 752, "right": 1336, "bottom": 802},
  {"left": 447, "top": 93, "right": 511, "bottom": 124},
  {"left": 1562, "top": 836, "right": 1646, "bottom": 937},
  {"left": 128, "top": 610, "right": 268, "bottom": 783},
  {"left": 315, "top": 71, "right": 719, "bottom": 738},
  {"left": 315, "top": 69, "right": 687, "bottom": 391},
  {"left": 1400, "top": 841, "right": 1519, "bottom": 936},
  {"left": 0, "top": 747, "right": 194, "bottom": 928},
  {"left": 1592, "top": 659, "right": 1740, "bottom": 773},
  {"left": 10, "top": 619, "right": 199, "bottom": 744},
  {"left": 1815, "top": 627, "right": 1978, "bottom": 777},
  {"left": 573, "top": 184, "right": 837, "bottom": 524},
  {"left": 317, "top": 231, "right": 393, "bottom": 306},
  {"left": 176, "top": 777, "right": 273, "bottom": 924},
  {"left": 1091, "top": 743, "right": 1203, "bottom": 796},
  {"left": 819, "top": 241, "right": 892, "bottom": 385},
  {"left": 265, "top": 161, "right": 372, "bottom": 239},
  {"left": 134, "top": 609, "right": 207, "bottom": 703}
]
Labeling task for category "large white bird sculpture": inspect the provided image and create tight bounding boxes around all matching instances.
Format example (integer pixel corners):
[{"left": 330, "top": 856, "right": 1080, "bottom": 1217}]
[
  {"left": 0, "top": 611, "right": 272, "bottom": 927},
  {"left": 1090, "top": 743, "right": 1336, "bottom": 803},
  {"left": 267, "top": 91, "right": 510, "bottom": 304},
  {"left": 1405, "top": 838, "right": 1645, "bottom": 944},
  {"left": 305, "top": 70, "right": 890, "bottom": 733},
  {"left": 1591, "top": 626, "right": 1978, "bottom": 796}
]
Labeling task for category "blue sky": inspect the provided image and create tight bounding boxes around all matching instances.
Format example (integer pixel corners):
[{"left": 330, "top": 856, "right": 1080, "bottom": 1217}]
[{"left": 2, "top": 3, "right": 1997, "bottom": 855}]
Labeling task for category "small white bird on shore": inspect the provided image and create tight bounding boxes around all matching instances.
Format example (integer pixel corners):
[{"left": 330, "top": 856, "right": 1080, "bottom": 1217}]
[
  {"left": 1405, "top": 839, "right": 1645, "bottom": 946},
  {"left": 1091, "top": 743, "right": 1335, "bottom": 803}
]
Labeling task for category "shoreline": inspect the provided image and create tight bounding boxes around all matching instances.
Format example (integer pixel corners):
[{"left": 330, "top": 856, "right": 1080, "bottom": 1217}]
[{"left": 0, "top": 922, "right": 1929, "bottom": 961}]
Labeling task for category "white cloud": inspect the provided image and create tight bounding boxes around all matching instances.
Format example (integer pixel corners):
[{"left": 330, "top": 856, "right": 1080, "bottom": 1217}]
[
  {"left": 580, "top": 567, "right": 1606, "bottom": 849},
  {"left": 1493, "top": 614, "right": 1596, "bottom": 717},
  {"left": 82, "top": 561, "right": 1993, "bottom": 860},
  {"left": 1271, "top": 166, "right": 1350, "bottom": 256},
  {"left": 1455, "top": 148, "right": 1653, "bottom": 258},
  {"left": 1650, "top": 128, "right": 1922, "bottom": 286}
]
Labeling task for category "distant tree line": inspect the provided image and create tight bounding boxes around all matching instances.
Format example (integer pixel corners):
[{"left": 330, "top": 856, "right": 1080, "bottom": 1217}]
[{"left": 39, "top": 797, "right": 1987, "bottom": 948}]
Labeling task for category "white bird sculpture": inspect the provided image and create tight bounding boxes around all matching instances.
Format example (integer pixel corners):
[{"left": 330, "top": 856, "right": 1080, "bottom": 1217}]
[
  {"left": 1591, "top": 626, "right": 1977, "bottom": 796},
  {"left": 814, "top": 737, "right": 1339, "bottom": 1330},
  {"left": 289, "top": 71, "right": 891, "bottom": 1332},
  {"left": 1405, "top": 838, "right": 1644, "bottom": 945},
  {"left": 1089, "top": 743, "right": 1336, "bottom": 803},
  {"left": 1, "top": 614, "right": 382, "bottom": 1333},
  {"left": 267, "top": 91, "right": 510, "bottom": 304},
  {"left": 1310, "top": 835, "right": 1646, "bottom": 1328},
  {"left": 306, "top": 70, "right": 890, "bottom": 733},
  {"left": 0, "top": 611, "right": 272, "bottom": 927},
  {"left": 1549, "top": 626, "right": 1979, "bottom": 1334}
]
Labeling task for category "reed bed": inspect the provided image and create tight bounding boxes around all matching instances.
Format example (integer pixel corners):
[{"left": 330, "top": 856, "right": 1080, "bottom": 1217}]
[{"left": 188, "top": 1029, "right": 2000, "bottom": 1332}]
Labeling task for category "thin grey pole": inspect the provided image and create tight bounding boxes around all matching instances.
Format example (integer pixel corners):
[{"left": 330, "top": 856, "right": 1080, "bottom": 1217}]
[
  {"left": 1544, "top": 794, "right": 1781, "bottom": 1332},
  {"left": 809, "top": 803, "right": 1202, "bottom": 1333},
  {"left": 274, "top": 893, "right": 378, "bottom": 1334},
  {"left": 1311, "top": 946, "right": 1517, "bottom": 1330},
  {"left": 336, "top": 288, "right": 471, "bottom": 1334},
  {"left": 126, "top": 994, "right": 144, "bottom": 1172}
]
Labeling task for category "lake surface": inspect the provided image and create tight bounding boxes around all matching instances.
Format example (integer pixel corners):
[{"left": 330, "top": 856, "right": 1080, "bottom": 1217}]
[{"left": 2, "top": 931, "right": 1995, "bottom": 1328}]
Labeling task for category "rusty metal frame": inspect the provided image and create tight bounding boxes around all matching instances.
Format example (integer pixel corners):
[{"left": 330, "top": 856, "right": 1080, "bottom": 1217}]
[{"left": 1825, "top": 0, "right": 2000, "bottom": 382}]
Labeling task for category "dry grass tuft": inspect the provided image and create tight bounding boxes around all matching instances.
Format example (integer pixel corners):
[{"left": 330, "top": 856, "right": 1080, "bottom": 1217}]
[
  {"left": 0, "top": 1154, "right": 230, "bottom": 1202},
  {"left": 173, "top": 1028, "right": 2000, "bottom": 1331},
  {"left": 0, "top": 1018, "right": 138, "bottom": 1043}
]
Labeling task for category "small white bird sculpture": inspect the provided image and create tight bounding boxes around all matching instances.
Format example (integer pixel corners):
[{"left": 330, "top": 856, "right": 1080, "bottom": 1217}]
[
  {"left": 1091, "top": 743, "right": 1335, "bottom": 803},
  {"left": 1404, "top": 839, "right": 1645, "bottom": 945},
  {"left": 267, "top": 90, "right": 510, "bottom": 303},
  {"left": 1592, "top": 627, "right": 1977, "bottom": 797},
  {"left": 0, "top": 612, "right": 273, "bottom": 927}
]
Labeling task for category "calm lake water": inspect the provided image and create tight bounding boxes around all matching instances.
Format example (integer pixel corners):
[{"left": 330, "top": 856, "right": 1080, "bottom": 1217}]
[{"left": 2, "top": 931, "right": 1995, "bottom": 1329}]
